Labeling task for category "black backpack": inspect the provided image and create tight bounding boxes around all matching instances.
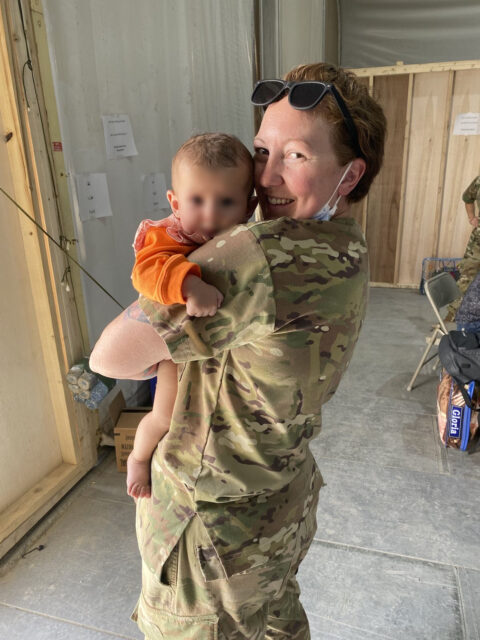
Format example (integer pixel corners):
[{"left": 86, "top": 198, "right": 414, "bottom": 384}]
[{"left": 439, "top": 331, "right": 480, "bottom": 405}]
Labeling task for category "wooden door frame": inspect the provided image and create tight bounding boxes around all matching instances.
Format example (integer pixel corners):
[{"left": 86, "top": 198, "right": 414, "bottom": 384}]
[{"left": 0, "top": 0, "right": 98, "bottom": 558}]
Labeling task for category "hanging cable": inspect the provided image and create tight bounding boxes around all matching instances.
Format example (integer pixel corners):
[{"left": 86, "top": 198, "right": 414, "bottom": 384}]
[
  {"left": 0, "top": 186, "right": 125, "bottom": 310},
  {"left": 22, "top": 59, "right": 32, "bottom": 110}
]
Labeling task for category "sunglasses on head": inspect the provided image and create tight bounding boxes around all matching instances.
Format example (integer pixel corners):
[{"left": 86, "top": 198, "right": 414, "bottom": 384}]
[{"left": 251, "top": 79, "right": 362, "bottom": 159}]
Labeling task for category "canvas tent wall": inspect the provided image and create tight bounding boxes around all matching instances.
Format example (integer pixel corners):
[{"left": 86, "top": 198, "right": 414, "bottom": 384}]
[
  {"left": 40, "top": 0, "right": 336, "bottom": 346},
  {"left": 340, "top": 1, "right": 480, "bottom": 69}
]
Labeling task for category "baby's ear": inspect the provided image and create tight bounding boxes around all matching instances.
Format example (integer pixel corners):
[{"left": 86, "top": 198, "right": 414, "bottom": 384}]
[
  {"left": 166, "top": 190, "right": 179, "bottom": 215},
  {"left": 246, "top": 195, "right": 259, "bottom": 218}
]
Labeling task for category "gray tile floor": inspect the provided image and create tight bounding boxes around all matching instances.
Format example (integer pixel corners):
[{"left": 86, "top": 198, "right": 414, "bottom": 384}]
[{"left": 1, "top": 288, "right": 480, "bottom": 639}]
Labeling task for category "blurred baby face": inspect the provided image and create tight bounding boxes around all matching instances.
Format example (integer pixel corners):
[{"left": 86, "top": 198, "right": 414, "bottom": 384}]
[{"left": 168, "top": 163, "right": 251, "bottom": 237}]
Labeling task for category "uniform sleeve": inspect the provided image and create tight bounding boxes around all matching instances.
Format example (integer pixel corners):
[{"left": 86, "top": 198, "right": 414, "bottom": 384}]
[
  {"left": 131, "top": 227, "right": 201, "bottom": 305},
  {"left": 462, "top": 176, "right": 480, "bottom": 204},
  {"left": 138, "top": 225, "right": 276, "bottom": 362}
]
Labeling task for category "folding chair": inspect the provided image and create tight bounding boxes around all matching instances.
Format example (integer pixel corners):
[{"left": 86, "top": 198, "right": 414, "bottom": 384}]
[{"left": 407, "top": 272, "right": 461, "bottom": 391}]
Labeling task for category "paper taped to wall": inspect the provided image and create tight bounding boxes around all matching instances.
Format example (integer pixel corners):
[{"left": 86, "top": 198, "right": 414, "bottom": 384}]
[
  {"left": 142, "top": 173, "right": 170, "bottom": 214},
  {"left": 453, "top": 113, "right": 480, "bottom": 136},
  {"left": 102, "top": 114, "right": 138, "bottom": 159},
  {"left": 76, "top": 173, "right": 113, "bottom": 221}
]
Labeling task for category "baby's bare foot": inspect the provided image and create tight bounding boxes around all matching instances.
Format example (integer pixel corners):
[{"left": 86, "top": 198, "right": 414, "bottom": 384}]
[{"left": 126, "top": 453, "right": 151, "bottom": 499}]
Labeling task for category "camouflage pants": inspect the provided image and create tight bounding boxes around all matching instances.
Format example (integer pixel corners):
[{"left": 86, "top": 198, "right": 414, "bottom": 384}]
[
  {"left": 447, "top": 226, "right": 480, "bottom": 320},
  {"left": 131, "top": 505, "right": 317, "bottom": 639}
]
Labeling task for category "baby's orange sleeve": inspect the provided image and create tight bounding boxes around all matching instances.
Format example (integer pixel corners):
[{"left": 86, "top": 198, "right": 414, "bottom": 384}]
[{"left": 131, "top": 227, "right": 201, "bottom": 305}]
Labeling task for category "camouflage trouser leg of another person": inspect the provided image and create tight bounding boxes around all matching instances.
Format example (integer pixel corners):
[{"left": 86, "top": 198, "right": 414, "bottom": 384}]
[
  {"left": 446, "top": 228, "right": 480, "bottom": 321},
  {"left": 131, "top": 507, "right": 317, "bottom": 639}
]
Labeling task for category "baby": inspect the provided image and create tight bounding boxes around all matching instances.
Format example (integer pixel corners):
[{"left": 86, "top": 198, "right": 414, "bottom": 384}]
[{"left": 127, "top": 133, "right": 256, "bottom": 498}]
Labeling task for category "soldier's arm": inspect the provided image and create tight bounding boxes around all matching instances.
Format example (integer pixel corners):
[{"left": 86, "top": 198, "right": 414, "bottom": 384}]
[
  {"left": 137, "top": 225, "right": 276, "bottom": 363},
  {"left": 465, "top": 202, "right": 478, "bottom": 227},
  {"left": 462, "top": 176, "right": 480, "bottom": 204},
  {"left": 90, "top": 225, "right": 274, "bottom": 375}
]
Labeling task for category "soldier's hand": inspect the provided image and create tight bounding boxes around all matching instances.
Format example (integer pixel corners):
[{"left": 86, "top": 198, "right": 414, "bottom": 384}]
[{"left": 469, "top": 217, "right": 479, "bottom": 228}]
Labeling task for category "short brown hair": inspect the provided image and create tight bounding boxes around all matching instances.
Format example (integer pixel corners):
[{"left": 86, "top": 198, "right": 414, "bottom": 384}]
[
  {"left": 283, "top": 63, "right": 386, "bottom": 203},
  {"left": 172, "top": 133, "right": 253, "bottom": 194}
]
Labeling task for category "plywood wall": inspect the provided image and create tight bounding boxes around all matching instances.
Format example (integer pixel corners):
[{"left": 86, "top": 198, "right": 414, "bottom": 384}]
[
  {"left": 368, "top": 74, "right": 409, "bottom": 283},
  {"left": 437, "top": 69, "right": 480, "bottom": 259},
  {"left": 351, "top": 61, "right": 480, "bottom": 286},
  {"left": 397, "top": 72, "right": 452, "bottom": 285},
  {"left": 349, "top": 76, "right": 370, "bottom": 230}
]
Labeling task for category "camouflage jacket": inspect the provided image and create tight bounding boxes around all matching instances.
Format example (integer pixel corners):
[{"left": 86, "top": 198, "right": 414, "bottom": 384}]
[
  {"left": 137, "top": 216, "right": 368, "bottom": 579},
  {"left": 462, "top": 176, "right": 480, "bottom": 211}
]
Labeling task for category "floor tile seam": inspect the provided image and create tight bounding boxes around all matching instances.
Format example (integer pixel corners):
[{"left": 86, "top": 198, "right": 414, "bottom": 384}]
[
  {"left": 311, "top": 536, "right": 480, "bottom": 573},
  {"left": 454, "top": 566, "right": 478, "bottom": 640},
  {"left": 0, "top": 602, "right": 137, "bottom": 639},
  {"left": 306, "top": 610, "right": 394, "bottom": 640},
  {"left": 324, "top": 405, "right": 437, "bottom": 418},
  {"left": 346, "top": 357, "right": 434, "bottom": 367},
  {"left": 431, "top": 415, "right": 451, "bottom": 474},
  {"left": 77, "top": 492, "right": 135, "bottom": 507},
  {"left": 349, "top": 338, "right": 431, "bottom": 346},
  {"left": 102, "top": 470, "right": 125, "bottom": 478},
  {"left": 345, "top": 356, "right": 434, "bottom": 366},
  {"left": 321, "top": 409, "right": 438, "bottom": 421},
  {"left": 332, "top": 402, "right": 437, "bottom": 413},
  {"left": 307, "top": 628, "right": 345, "bottom": 640},
  {"left": 453, "top": 566, "right": 468, "bottom": 640},
  {"left": 314, "top": 454, "right": 456, "bottom": 479}
]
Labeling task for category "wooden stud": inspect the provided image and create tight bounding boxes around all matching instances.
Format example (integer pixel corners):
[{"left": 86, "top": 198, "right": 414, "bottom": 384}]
[
  {"left": 1, "top": 6, "right": 75, "bottom": 466},
  {"left": 8, "top": 0, "right": 97, "bottom": 467},
  {"left": 0, "top": 0, "right": 97, "bottom": 556},
  {"left": 361, "top": 76, "right": 374, "bottom": 237},
  {"left": 345, "top": 76, "right": 370, "bottom": 232},
  {"left": 432, "top": 70, "right": 455, "bottom": 256},
  {"left": 367, "top": 74, "right": 410, "bottom": 283},
  {"left": 24, "top": 0, "right": 90, "bottom": 355},
  {"left": 394, "top": 73, "right": 414, "bottom": 283},
  {"left": 3, "top": 1, "right": 95, "bottom": 467},
  {"left": 350, "top": 59, "right": 480, "bottom": 78}
]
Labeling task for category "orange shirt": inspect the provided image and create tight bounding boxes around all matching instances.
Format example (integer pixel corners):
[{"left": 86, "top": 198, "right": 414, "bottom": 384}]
[{"left": 131, "top": 227, "right": 201, "bottom": 305}]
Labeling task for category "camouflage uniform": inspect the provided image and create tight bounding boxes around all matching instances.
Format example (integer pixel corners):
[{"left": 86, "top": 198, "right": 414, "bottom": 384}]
[
  {"left": 131, "top": 216, "right": 369, "bottom": 639},
  {"left": 448, "top": 177, "right": 480, "bottom": 319}
]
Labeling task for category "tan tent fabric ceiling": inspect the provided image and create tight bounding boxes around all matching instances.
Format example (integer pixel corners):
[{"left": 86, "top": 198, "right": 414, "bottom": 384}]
[{"left": 340, "top": 0, "right": 480, "bottom": 68}]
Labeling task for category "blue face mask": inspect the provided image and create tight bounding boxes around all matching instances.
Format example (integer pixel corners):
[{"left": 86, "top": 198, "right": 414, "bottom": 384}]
[{"left": 312, "top": 161, "right": 353, "bottom": 222}]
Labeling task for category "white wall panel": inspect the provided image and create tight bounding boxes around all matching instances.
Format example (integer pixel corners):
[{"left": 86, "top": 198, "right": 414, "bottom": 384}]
[{"left": 43, "top": 0, "right": 255, "bottom": 344}]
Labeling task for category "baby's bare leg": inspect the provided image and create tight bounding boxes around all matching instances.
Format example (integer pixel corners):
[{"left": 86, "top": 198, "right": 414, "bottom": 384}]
[
  {"left": 127, "top": 360, "right": 178, "bottom": 498},
  {"left": 89, "top": 301, "right": 171, "bottom": 380}
]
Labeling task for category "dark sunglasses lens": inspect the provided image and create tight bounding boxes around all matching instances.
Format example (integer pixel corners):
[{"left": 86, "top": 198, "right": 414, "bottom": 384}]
[
  {"left": 251, "top": 80, "right": 285, "bottom": 105},
  {"left": 289, "top": 83, "right": 326, "bottom": 109}
]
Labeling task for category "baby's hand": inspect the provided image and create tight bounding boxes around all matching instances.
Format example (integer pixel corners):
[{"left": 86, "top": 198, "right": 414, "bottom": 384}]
[{"left": 182, "top": 275, "right": 224, "bottom": 317}]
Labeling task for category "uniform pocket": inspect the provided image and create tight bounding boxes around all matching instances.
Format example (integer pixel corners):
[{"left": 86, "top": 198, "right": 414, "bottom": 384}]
[
  {"left": 134, "top": 479, "right": 191, "bottom": 581},
  {"left": 134, "top": 591, "right": 218, "bottom": 640},
  {"left": 196, "top": 541, "right": 279, "bottom": 582},
  {"left": 160, "top": 545, "right": 178, "bottom": 588}
]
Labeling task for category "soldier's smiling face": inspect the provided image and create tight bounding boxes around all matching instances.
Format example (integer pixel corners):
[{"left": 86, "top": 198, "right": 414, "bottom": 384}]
[{"left": 253, "top": 97, "right": 354, "bottom": 221}]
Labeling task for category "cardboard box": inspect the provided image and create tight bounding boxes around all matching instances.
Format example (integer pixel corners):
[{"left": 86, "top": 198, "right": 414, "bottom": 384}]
[{"left": 113, "top": 409, "right": 149, "bottom": 472}]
